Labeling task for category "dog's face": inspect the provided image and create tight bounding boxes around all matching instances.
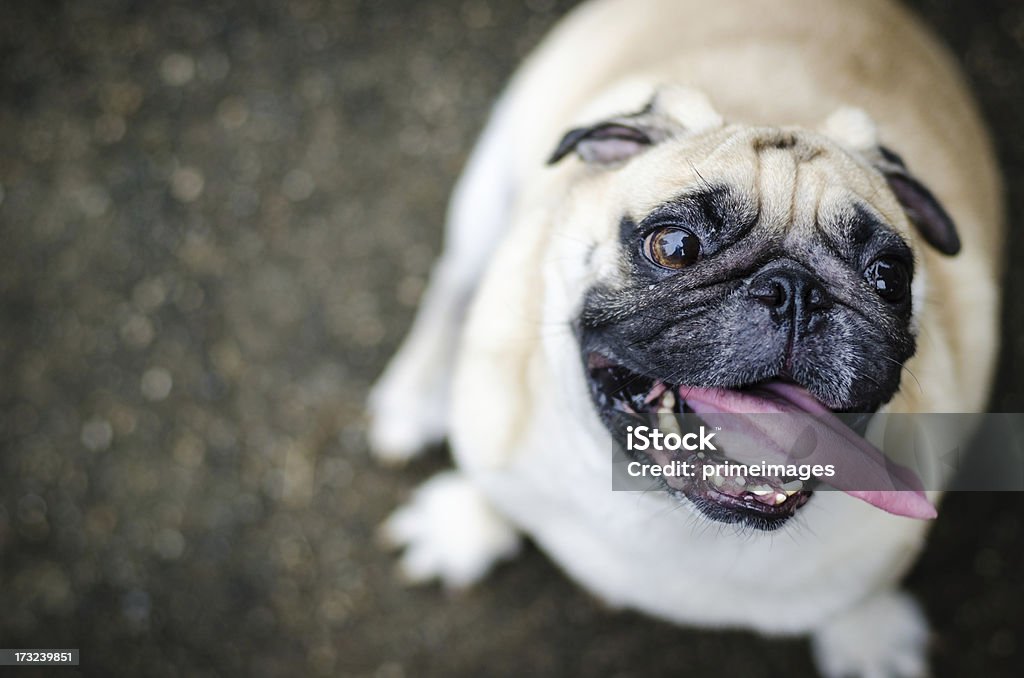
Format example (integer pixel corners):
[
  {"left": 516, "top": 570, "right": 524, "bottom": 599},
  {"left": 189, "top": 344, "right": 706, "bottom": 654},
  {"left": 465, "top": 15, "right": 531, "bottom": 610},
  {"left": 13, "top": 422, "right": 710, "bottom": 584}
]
[{"left": 543, "top": 89, "right": 959, "bottom": 529}]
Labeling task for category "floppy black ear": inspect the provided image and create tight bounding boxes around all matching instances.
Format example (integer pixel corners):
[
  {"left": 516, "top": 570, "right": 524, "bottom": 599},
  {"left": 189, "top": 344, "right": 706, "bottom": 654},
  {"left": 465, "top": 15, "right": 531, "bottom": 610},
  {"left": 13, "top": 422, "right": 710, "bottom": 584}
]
[
  {"left": 547, "top": 122, "right": 654, "bottom": 165},
  {"left": 877, "top": 146, "right": 961, "bottom": 256}
]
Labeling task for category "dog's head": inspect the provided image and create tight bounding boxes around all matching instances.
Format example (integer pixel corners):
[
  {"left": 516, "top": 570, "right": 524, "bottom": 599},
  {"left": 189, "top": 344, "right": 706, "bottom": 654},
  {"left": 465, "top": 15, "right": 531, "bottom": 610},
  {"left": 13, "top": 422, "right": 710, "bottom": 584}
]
[{"left": 544, "top": 87, "right": 957, "bottom": 528}]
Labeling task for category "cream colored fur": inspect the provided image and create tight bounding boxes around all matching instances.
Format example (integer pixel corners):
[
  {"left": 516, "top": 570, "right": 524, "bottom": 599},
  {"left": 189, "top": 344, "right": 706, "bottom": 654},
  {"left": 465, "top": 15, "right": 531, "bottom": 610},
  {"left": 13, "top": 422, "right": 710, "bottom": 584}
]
[{"left": 371, "top": 1, "right": 1003, "bottom": 676}]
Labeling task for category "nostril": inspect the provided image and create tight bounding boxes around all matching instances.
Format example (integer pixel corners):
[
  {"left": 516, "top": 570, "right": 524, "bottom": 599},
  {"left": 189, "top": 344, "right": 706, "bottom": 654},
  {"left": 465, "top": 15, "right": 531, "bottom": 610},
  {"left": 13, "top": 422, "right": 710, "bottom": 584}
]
[
  {"left": 749, "top": 269, "right": 831, "bottom": 317},
  {"left": 806, "top": 284, "right": 832, "bottom": 311},
  {"left": 750, "top": 280, "right": 786, "bottom": 308}
]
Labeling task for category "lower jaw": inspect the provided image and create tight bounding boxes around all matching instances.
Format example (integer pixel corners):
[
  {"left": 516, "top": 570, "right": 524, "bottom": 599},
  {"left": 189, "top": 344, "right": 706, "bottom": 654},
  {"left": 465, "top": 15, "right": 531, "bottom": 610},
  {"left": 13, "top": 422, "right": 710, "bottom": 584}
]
[
  {"left": 594, "top": 397, "right": 816, "bottom": 527},
  {"left": 653, "top": 450, "right": 813, "bottom": 530},
  {"left": 589, "top": 355, "right": 817, "bottom": 528}
]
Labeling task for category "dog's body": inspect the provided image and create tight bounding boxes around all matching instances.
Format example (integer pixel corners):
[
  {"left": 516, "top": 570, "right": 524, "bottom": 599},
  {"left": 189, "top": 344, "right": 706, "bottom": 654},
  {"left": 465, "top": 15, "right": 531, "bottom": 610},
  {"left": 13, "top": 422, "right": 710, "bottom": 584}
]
[{"left": 369, "top": 0, "right": 1003, "bottom": 675}]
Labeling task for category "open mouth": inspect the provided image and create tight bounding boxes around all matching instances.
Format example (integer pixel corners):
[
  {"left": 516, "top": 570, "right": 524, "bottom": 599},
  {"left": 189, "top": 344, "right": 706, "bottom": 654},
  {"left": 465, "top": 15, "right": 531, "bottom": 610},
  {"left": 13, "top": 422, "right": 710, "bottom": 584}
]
[{"left": 585, "top": 351, "right": 934, "bottom": 529}]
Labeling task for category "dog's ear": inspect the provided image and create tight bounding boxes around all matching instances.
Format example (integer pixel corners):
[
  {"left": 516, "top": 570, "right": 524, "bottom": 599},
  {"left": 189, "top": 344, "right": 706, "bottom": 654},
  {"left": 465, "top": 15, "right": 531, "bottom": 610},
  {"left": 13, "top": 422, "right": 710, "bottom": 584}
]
[
  {"left": 548, "top": 121, "right": 656, "bottom": 165},
  {"left": 821, "top": 107, "right": 960, "bottom": 256},
  {"left": 548, "top": 86, "right": 722, "bottom": 166},
  {"left": 873, "top": 146, "right": 961, "bottom": 256}
]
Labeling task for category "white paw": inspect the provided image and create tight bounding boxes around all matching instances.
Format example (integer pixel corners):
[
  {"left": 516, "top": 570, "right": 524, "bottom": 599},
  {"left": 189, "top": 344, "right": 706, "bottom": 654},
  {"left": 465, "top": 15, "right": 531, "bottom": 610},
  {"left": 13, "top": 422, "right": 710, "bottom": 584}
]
[
  {"left": 380, "top": 472, "right": 520, "bottom": 588},
  {"left": 366, "top": 375, "right": 448, "bottom": 464},
  {"left": 812, "top": 590, "right": 929, "bottom": 678}
]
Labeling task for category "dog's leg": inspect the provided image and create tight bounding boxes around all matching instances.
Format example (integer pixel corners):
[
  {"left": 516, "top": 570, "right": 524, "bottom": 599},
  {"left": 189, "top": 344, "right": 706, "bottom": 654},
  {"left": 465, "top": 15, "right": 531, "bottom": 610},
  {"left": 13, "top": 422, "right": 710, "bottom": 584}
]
[
  {"left": 811, "top": 589, "right": 929, "bottom": 678},
  {"left": 367, "top": 97, "right": 518, "bottom": 463},
  {"left": 380, "top": 471, "right": 521, "bottom": 588}
]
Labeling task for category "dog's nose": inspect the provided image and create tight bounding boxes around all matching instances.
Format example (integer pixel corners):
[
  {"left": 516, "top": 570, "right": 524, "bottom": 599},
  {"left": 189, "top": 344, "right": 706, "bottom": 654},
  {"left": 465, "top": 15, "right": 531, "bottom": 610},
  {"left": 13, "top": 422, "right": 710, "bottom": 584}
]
[{"left": 748, "top": 268, "right": 832, "bottom": 324}]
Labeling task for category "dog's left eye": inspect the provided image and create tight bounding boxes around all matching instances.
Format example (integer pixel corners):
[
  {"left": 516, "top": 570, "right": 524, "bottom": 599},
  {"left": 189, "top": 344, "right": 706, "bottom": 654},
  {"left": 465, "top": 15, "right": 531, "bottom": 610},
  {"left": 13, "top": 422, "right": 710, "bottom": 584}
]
[
  {"left": 865, "top": 257, "right": 910, "bottom": 303},
  {"left": 644, "top": 227, "right": 701, "bottom": 270}
]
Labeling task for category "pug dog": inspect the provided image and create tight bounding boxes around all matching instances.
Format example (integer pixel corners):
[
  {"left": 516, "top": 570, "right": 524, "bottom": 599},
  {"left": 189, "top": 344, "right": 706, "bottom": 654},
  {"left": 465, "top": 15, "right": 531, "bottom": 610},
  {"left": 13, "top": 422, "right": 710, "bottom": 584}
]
[{"left": 367, "top": 0, "right": 1003, "bottom": 675}]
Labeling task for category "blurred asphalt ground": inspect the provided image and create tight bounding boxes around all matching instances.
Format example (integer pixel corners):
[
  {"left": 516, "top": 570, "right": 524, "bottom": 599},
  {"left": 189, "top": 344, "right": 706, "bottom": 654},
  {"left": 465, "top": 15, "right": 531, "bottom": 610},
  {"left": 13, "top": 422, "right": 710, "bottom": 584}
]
[{"left": 0, "top": 0, "right": 1022, "bottom": 676}]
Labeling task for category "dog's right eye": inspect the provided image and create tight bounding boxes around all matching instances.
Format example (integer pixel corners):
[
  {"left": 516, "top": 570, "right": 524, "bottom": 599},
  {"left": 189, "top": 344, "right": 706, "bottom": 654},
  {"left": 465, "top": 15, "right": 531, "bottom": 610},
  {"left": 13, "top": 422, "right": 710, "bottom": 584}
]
[
  {"left": 644, "top": 226, "right": 701, "bottom": 270},
  {"left": 864, "top": 257, "right": 910, "bottom": 303}
]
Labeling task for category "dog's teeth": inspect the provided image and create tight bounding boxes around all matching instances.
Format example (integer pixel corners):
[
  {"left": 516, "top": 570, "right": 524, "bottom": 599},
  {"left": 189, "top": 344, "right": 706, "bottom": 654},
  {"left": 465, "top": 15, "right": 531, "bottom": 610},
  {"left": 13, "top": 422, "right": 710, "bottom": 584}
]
[
  {"left": 656, "top": 390, "right": 677, "bottom": 435},
  {"left": 782, "top": 479, "right": 804, "bottom": 491},
  {"left": 711, "top": 473, "right": 725, "bottom": 487},
  {"left": 775, "top": 493, "right": 788, "bottom": 505},
  {"left": 660, "top": 414, "right": 681, "bottom": 435},
  {"left": 750, "top": 486, "right": 773, "bottom": 496},
  {"left": 783, "top": 489, "right": 798, "bottom": 497},
  {"left": 733, "top": 476, "right": 745, "bottom": 486}
]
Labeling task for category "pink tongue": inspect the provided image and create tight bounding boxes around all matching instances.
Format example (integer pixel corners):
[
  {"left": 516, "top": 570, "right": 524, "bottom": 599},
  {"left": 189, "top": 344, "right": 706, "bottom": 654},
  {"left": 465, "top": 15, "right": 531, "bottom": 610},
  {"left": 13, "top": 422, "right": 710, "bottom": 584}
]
[{"left": 679, "top": 382, "right": 936, "bottom": 520}]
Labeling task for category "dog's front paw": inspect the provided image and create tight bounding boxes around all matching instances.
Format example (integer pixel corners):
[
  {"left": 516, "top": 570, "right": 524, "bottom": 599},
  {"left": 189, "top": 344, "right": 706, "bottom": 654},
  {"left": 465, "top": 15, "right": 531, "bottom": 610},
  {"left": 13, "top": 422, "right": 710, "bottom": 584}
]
[
  {"left": 366, "top": 373, "right": 448, "bottom": 464},
  {"left": 811, "top": 590, "right": 929, "bottom": 678},
  {"left": 380, "top": 471, "right": 520, "bottom": 588}
]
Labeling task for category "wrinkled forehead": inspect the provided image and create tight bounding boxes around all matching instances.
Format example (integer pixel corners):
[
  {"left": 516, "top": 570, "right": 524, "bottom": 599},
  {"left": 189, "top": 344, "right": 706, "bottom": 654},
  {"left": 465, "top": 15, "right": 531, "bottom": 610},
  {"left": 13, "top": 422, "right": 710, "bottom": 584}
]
[{"left": 610, "top": 124, "right": 912, "bottom": 241}]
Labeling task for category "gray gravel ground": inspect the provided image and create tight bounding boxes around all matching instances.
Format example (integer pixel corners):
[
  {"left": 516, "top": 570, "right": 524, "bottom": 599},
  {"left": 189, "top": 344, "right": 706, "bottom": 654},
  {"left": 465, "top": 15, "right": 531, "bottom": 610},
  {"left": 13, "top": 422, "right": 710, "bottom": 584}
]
[{"left": 0, "top": 0, "right": 1022, "bottom": 676}]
